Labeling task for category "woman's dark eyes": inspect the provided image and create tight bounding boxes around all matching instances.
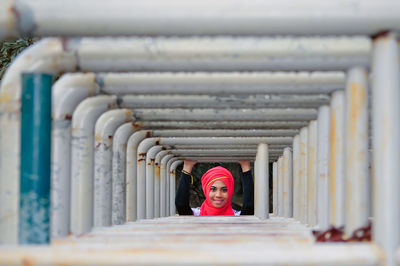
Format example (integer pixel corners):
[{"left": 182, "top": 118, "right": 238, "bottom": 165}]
[{"left": 210, "top": 187, "right": 228, "bottom": 192}]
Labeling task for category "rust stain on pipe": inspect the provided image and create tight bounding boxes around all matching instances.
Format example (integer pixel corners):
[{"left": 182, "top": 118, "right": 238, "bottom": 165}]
[
  {"left": 155, "top": 166, "right": 160, "bottom": 177},
  {"left": 124, "top": 110, "right": 133, "bottom": 121},
  {"left": 131, "top": 122, "right": 143, "bottom": 130},
  {"left": 349, "top": 82, "right": 366, "bottom": 138},
  {"left": 94, "top": 133, "right": 102, "bottom": 143},
  {"left": 7, "top": 3, "right": 18, "bottom": 35}
]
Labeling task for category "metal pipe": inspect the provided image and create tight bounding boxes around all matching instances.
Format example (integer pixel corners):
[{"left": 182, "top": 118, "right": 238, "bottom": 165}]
[
  {"left": 4, "top": 1, "right": 400, "bottom": 37},
  {"left": 329, "top": 90, "right": 346, "bottom": 228},
  {"left": 171, "top": 144, "right": 289, "bottom": 150},
  {"left": 372, "top": 33, "right": 400, "bottom": 266},
  {"left": 272, "top": 162, "right": 278, "bottom": 215},
  {"left": 299, "top": 127, "right": 308, "bottom": 224},
  {"left": 131, "top": 121, "right": 310, "bottom": 129},
  {"left": 19, "top": 73, "right": 53, "bottom": 244},
  {"left": 145, "top": 146, "right": 164, "bottom": 219},
  {"left": 307, "top": 120, "right": 318, "bottom": 226},
  {"left": 170, "top": 149, "right": 258, "bottom": 156},
  {"left": 169, "top": 160, "right": 183, "bottom": 216},
  {"left": 283, "top": 148, "right": 293, "bottom": 218},
  {"left": 277, "top": 157, "right": 284, "bottom": 217},
  {"left": 130, "top": 108, "right": 317, "bottom": 121},
  {"left": 94, "top": 109, "right": 133, "bottom": 228},
  {"left": 103, "top": 72, "right": 345, "bottom": 95},
  {"left": 0, "top": 36, "right": 367, "bottom": 243},
  {"left": 345, "top": 67, "right": 369, "bottom": 235},
  {"left": 254, "top": 143, "right": 269, "bottom": 219},
  {"left": 112, "top": 123, "right": 137, "bottom": 225},
  {"left": 292, "top": 135, "right": 301, "bottom": 221},
  {"left": 166, "top": 157, "right": 179, "bottom": 216},
  {"left": 180, "top": 157, "right": 254, "bottom": 162},
  {"left": 51, "top": 73, "right": 99, "bottom": 237},
  {"left": 160, "top": 154, "right": 174, "bottom": 217},
  {"left": 154, "top": 151, "right": 170, "bottom": 218},
  {"left": 121, "top": 94, "right": 331, "bottom": 108},
  {"left": 151, "top": 129, "right": 299, "bottom": 137},
  {"left": 126, "top": 130, "right": 152, "bottom": 221},
  {"left": 316, "top": 106, "right": 330, "bottom": 230},
  {"left": 70, "top": 96, "right": 117, "bottom": 235},
  {"left": 0, "top": 38, "right": 76, "bottom": 244}
]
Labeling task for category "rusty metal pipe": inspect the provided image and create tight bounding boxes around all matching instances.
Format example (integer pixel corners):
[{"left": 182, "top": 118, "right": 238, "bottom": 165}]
[
  {"left": 112, "top": 123, "right": 137, "bottom": 225},
  {"left": 283, "top": 148, "right": 293, "bottom": 218},
  {"left": 126, "top": 130, "right": 152, "bottom": 222},
  {"left": 145, "top": 146, "right": 163, "bottom": 219},
  {"left": 169, "top": 160, "right": 183, "bottom": 216},
  {"left": 103, "top": 72, "right": 345, "bottom": 95},
  {"left": 160, "top": 154, "right": 174, "bottom": 218},
  {"left": 317, "top": 106, "right": 330, "bottom": 230},
  {"left": 277, "top": 156, "right": 284, "bottom": 217},
  {"left": 345, "top": 67, "right": 369, "bottom": 235},
  {"left": 154, "top": 151, "right": 170, "bottom": 218},
  {"left": 372, "top": 33, "right": 400, "bottom": 266},
  {"left": 70, "top": 96, "right": 117, "bottom": 235},
  {"left": 273, "top": 162, "right": 278, "bottom": 215},
  {"left": 121, "top": 94, "right": 331, "bottom": 108},
  {"left": 299, "top": 127, "right": 308, "bottom": 224},
  {"left": 165, "top": 157, "right": 179, "bottom": 216},
  {"left": 254, "top": 143, "right": 269, "bottom": 219},
  {"left": 129, "top": 108, "right": 317, "bottom": 121},
  {"left": 292, "top": 135, "right": 301, "bottom": 221},
  {"left": 3, "top": 1, "right": 400, "bottom": 37},
  {"left": 307, "top": 120, "right": 318, "bottom": 226},
  {"left": 329, "top": 90, "right": 346, "bottom": 228},
  {"left": 94, "top": 109, "right": 133, "bottom": 228}
]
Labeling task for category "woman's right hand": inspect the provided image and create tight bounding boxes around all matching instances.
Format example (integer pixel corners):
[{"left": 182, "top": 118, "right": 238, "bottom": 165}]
[{"left": 183, "top": 160, "right": 197, "bottom": 174}]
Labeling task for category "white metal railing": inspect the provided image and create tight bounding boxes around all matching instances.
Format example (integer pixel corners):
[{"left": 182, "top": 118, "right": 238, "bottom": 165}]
[{"left": 0, "top": 4, "right": 399, "bottom": 264}]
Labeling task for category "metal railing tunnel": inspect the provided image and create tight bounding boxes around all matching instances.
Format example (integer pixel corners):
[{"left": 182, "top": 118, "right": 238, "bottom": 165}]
[{"left": 0, "top": 1, "right": 399, "bottom": 264}]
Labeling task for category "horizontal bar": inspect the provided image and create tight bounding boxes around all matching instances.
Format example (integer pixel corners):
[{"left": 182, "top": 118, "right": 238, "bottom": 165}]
[
  {"left": 4, "top": 0, "right": 400, "bottom": 38},
  {"left": 102, "top": 72, "right": 345, "bottom": 95},
  {"left": 131, "top": 121, "right": 309, "bottom": 129},
  {"left": 131, "top": 108, "right": 317, "bottom": 121},
  {"left": 151, "top": 129, "right": 299, "bottom": 137},
  {"left": 121, "top": 94, "right": 331, "bottom": 108}
]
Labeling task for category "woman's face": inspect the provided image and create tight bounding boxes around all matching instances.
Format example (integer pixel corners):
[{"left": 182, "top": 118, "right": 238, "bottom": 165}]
[{"left": 208, "top": 180, "right": 229, "bottom": 208}]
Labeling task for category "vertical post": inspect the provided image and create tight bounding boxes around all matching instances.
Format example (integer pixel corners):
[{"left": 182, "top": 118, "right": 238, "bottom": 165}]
[
  {"left": 329, "top": 90, "right": 346, "bottom": 228},
  {"left": 19, "top": 73, "right": 53, "bottom": 244},
  {"left": 137, "top": 152, "right": 147, "bottom": 220},
  {"left": 166, "top": 157, "right": 178, "bottom": 216},
  {"left": 372, "top": 33, "right": 400, "bottom": 266},
  {"left": 307, "top": 120, "right": 318, "bottom": 226},
  {"left": 345, "top": 67, "right": 369, "bottom": 235},
  {"left": 283, "top": 148, "right": 293, "bottom": 218},
  {"left": 317, "top": 105, "right": 330, "bottom": 230},
  {"left": 170, "top": 160, "right": 183, "bottom": 216},
  {"left": 272, "top": 162, "right": 278, "bottom": 215},
  {"left": 254, "top": 143, "right": 269, "bottom": 219},
  {"left": 277, "top": 156, "right": 284, "bottom": 216},
  {"left": 292, "top": 135, "right": 301, "bottom": 221},
  {"left": 146, "top": 146, "right": 162, "bottom": 219},
  {"left": 160, "top": 154, "right": 174, "bottom": 217},
  {"left": 299, "top": 127, "right": 308, "bottom": 224}
]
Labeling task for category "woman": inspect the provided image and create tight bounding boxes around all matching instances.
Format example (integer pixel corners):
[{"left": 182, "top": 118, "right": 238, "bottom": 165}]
[{"left": 175, "top": 160, "right": 254, "bottom": 216}]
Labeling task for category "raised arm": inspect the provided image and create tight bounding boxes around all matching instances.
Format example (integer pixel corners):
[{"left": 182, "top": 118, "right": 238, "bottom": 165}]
[
  {"left": 238, "top": 160, "right": 254, "bottom": 215},
  {"left": 175, "top": 160, "right": 197, "bottom": 215}
]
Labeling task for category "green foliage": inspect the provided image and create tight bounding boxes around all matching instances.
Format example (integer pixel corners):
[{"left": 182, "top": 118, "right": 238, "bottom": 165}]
[{"left": 0, "top": 38, "right": 36, "bottom": 81}]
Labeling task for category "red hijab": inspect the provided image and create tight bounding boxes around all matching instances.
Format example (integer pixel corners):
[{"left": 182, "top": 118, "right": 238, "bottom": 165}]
[{"left": 199, "top": 166, "right": 235, "bottom": 216}]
